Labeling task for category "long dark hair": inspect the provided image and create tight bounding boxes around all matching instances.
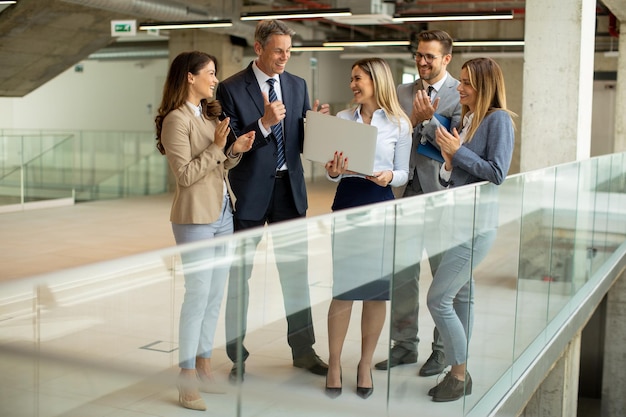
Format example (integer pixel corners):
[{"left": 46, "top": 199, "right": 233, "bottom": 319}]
[{"left": 155, "top": 51, "right": 221, "bottom": 154}]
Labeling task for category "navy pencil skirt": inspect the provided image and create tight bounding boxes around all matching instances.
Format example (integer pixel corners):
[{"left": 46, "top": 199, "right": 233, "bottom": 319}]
[{"left": 331, "top": 177, "right": 395, "bottom": 301}]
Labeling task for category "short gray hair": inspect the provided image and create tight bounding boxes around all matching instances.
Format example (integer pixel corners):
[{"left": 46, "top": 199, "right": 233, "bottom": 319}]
[{"left": 254, "top": 20, "right": 296, "bottom": 47}]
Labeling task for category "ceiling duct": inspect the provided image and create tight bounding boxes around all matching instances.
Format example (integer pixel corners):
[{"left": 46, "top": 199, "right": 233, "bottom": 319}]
[
  {"left": 60, "top": 0, "right": 255, "bottom": 43},
  {"left": 329, "top": 0, "right": 394, "bottom": 25},
  {"left": 60, "top": 0, "right": 211, "bottom": 20}
]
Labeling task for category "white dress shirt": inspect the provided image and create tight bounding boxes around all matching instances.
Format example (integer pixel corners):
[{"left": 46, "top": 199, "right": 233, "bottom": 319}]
[
  {"left": 328, "top": 106, "right": 411, "bottom": 187},
  {"left": 251, "top": 61, "right": 287, "bottom": 171}
]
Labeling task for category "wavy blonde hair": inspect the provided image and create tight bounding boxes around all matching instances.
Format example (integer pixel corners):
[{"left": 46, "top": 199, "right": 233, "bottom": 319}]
[
  {"left": 459, "top": 57, "right": 516, "bottom": 142},
  {"left": 351, "top": 58, "right": 412, "bottom": 130}
]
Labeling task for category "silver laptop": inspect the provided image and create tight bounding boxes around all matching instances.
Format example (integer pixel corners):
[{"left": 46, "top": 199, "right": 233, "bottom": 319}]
[{"left": 303, "top": 110, "right": 378, "bottom": 176}]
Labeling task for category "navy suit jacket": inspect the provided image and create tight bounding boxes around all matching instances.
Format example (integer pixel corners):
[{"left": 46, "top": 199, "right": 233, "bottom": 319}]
[{"left": 216, "top": 62, "right": 310, "bottom": 221}]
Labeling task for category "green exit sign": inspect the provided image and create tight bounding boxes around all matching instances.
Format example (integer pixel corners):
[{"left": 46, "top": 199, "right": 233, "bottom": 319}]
[
  {"left": 111, "top": 20, "right": 136, "bottom": 37},
  {"left": 115, "top": 24, "right": 131, "bottom": 33}
]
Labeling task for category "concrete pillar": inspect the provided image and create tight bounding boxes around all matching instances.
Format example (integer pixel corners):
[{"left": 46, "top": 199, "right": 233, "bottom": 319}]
[
  {"left": 522, "top": 334, "right": 581, "bottom": 417},
  {"left": 601, "top": 271, "right": 626, "bottom": 417},
  {"left": 520, "top": 0, "right": 596, "bottom": 172},
  {"left": 613, "top": 22, "right": 626, "bottom": 153},
  {"left": 603, "top": 0, "right": 626, "bottom": 153},
  {"left": 168, "top": 30, "right": 244, "bottom": 79}
]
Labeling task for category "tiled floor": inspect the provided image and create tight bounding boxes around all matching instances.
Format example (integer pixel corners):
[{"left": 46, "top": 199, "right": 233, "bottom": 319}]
[{"left": 0, "top": 178, "right": 591, "bottom": 417}]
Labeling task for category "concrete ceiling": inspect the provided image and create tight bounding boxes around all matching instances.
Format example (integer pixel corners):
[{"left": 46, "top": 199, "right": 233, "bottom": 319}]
[{"left": 0, "top": 0, "right": 621, "bottom": 98}]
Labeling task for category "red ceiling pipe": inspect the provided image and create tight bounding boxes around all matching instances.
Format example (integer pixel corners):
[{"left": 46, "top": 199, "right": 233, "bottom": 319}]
[{"left": 608, "top": 12, "right": 619, "bottom": 38}]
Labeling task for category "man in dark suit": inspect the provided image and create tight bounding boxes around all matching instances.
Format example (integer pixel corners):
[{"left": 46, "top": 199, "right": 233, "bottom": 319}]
[
  {"left": 216, "top": 19, "right": 329, "bottom": 382},
  {"left": 375, "top": 29, "right": 461, "bottom": 377}
]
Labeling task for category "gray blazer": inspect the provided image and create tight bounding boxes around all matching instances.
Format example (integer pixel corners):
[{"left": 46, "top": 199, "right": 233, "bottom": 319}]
[
  {"left": 442, "top": 109, "right": 515, "bottom": 235},
  {"left": 396, "top": 73, "right": 461, "bottom": 194},
  {"left": 442, "top": 110, "right": 514, "bottom": 188}
]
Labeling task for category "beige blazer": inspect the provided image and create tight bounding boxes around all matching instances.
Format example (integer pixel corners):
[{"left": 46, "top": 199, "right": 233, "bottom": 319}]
[{"left": 161, "top": 104, "right": 241, "bottom": 224}]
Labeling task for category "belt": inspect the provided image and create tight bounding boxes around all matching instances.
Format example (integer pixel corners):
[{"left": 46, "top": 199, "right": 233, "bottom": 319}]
[{"left": 275, "top": 170, "right": 288, "bottom": 179}]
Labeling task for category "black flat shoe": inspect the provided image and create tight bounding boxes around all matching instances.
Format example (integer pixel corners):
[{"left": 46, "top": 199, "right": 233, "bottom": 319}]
[
  {"left": 374, "top": 345, "right": 418, "bottom": 370},
  {"left": 356, "top": 369, "right": 373, "bottom": 399},
  {"left": 228, "top": 362, "right": 245, "bottom": 385},
  {"left": 324, "top": 368, "right": 342, "bottom": 399},
  {"left": 419, "top": 350, "right": 446, "bottom": 377},
  {"left": 294, "top": 351, "right": 329, "bottom": 376}
]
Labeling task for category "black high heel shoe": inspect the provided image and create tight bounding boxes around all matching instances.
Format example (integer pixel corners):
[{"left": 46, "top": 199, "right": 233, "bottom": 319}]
[
  {"left": 356, "top": 369, "right": 373, "bottom": 399},
  {"left": 325, "top": 368, "right": 342, "bottom": 399}
]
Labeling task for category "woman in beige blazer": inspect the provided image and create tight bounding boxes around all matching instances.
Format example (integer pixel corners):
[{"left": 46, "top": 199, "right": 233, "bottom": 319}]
[{"left": 155, "top": 51, "right": 254, "bottom": 411}]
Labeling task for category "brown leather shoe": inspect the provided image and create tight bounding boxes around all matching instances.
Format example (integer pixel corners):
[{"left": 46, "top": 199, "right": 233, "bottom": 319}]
[{"left": 431, "top": 372, "right": 472, "bottom": 402}]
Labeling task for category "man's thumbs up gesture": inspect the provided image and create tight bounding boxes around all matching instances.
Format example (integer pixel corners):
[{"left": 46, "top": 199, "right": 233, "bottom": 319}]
[{"left": 261, "top": 92, "right": 286, "bottom": 131}]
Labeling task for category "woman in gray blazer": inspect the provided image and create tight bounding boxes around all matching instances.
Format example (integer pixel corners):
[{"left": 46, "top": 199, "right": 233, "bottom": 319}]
[
  {"left": 155, "top": 51, "right": 254, "bottom": 411},
  {"left": 427, "top": 57, "right": 515, "bottom": 402}
]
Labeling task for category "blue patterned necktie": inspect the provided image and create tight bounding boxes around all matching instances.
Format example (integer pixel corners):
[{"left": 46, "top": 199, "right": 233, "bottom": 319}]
[{"left": 266, "top": 78, "right": 286, "bottom": 170}]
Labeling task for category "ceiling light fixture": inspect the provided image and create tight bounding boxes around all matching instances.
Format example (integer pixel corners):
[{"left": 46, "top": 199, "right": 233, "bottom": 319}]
[
  {"left": 454, "top": 40, "right": 524, "bottom": 47},
  {"left": 138, "top": 20, "right": 232, "bottom": 30},
  {"left": 0, "top": 0, "right": 17, "bottom": 4},
  {"left": 323, "top": 40, "right": 411, "bottom": 47},
  {"left": 393, "top": 11, "right": 513, "bottom": 22},
  {"left": 292, "top": 46, "right": 344, "bottom": 52},
  {"left": 241, "top": 8, "right": 351, "bottom": 21}
]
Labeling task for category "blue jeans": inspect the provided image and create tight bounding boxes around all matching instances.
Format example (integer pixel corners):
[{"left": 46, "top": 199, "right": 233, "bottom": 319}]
[
  {"left": 172, "top": 194, "right": 233, "bottom": 370},
  {"left": 426, "top": 229, "right": 497, "bottom": 366}
]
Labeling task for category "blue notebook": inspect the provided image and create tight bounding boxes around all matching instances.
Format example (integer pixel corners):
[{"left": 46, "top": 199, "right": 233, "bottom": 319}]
[
  {"left": 416, "top": 113, "right": 451, "bottom": 163},
  {"left": 433, "top": 113, "right": 451, "bottom": 130}
]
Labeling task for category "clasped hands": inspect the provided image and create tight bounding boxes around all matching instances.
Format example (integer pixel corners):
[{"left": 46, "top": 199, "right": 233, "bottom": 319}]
[
  {"left": 214, "top": 116, "right": 255, "bottom": 154},
  {"left": 325, "top": 151, "right": 392, "bottom": 186},
  {"left": 435, "top": 126, "right": 462, "bottom": 171}
]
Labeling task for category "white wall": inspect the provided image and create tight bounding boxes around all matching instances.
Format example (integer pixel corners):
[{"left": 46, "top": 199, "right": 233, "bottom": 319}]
[
  {"left": 0, "top": 58, "right": 169, "bottom": 132},
  {"left": 0, "top": 52, "right": 360, "bottom": 133}
]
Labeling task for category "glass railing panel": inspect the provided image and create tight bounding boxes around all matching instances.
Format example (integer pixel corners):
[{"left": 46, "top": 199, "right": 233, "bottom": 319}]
[
  {"left": 463, "top": 175, "right": 525, "bottom": 413},
  {"left": 224, "top": 213, "right": 332, "bottom": 416},
  {"left": 572, "top": 159, "right": 601, "bottom": 288},
  {"left": 0, "top": 167, "right": 23, "bottom": 206},
  {"left": 607, "top": 153, "right": 626, "bottom": 242},
  {"left": 1, "top": 153, "right": 626, "bottom": 417},
  {"left": 0, "top": 253, "right": 183, "bottom": 417},
  {"left": 513, "top": 168, "right": 556, "bottom": 364},
  {"left": 0, "top": 134, "right": 75, "bottom": 208},
  {"left": 387, "top": 192, "right": 428, "bottom": 414},
  {"left": 73, "top": 131, "right": 166, "bottom": 201},
  {"left": 544, "top": 162, "right": 581, "bottom": 320},
  {"left": 1, "top": 129, "right": 167, "bottom": 207},
  {"left": 589, "top": 155, "right": 623, "bottom": 274},
  {"left": 95, "top": 152, "right": 168, "bottom": 198},
  {"left": 325, "top": 202, "right": 396, "bottom": 415},
  {"left": 23, "top": 136, "right": 75, "bottom": 202}
]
